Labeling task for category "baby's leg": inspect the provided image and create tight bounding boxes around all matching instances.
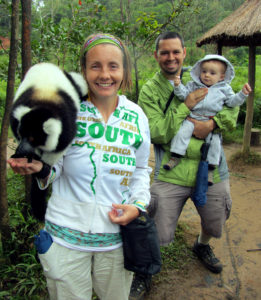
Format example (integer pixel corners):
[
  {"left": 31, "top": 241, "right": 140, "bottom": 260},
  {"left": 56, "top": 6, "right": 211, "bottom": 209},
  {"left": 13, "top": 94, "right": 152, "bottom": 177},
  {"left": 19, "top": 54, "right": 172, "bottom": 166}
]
[
  {"left": 170, "top": 120, "right": 194, "bottom": 155},
  {"left": 206, "top": 133, "right": 221, "bottom": 183},
  {"left": 163, "top": 153, "right": 182, "bottom": 170},
  {"left": 164, "top": 120, "right": 194, "bottom": 171}
]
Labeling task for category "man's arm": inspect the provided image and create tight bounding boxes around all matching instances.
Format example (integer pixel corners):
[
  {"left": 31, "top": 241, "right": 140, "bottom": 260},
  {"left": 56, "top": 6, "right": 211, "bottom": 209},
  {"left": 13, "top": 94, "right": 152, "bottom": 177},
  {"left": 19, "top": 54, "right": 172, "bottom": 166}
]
[
  {"left": 138, "top": 84, "right": 186, "bottom": 145},
  {"left": 188, "top": 118, "right": 216, "bottom": 140},
  {"left": 138, "top": 84, "right": 208, "bottom": 145},
  {"left": 189, "top": 105, "right": 240, "bottom": 140},
  {"left": 213, "top": 105, "right": 240, "bottom": 133}
]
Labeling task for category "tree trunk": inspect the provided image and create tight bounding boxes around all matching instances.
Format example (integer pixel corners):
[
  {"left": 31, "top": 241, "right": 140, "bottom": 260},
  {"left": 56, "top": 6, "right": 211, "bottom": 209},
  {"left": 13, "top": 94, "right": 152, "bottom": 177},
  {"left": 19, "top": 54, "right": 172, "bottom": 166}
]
[
  {"left": 21, "top": 0, "right": 31, "bottom": 77},
  {"left": 217, "top": 42, "right": 222, "bottom": 55},
  {"left": 120, "top": 0, "right": 124, "bottom": 23},
  {"left": 21, "top": 0, "right": 32, "bottom": 216},
  {"left": 242, "top": 45, "right": 256, "bottom": 154},
  {"left": 0, "top": 0, "right": 20, "bottom": 256},
  {"left": 131, "top": 44, "right": 139, "bottom": 103}
]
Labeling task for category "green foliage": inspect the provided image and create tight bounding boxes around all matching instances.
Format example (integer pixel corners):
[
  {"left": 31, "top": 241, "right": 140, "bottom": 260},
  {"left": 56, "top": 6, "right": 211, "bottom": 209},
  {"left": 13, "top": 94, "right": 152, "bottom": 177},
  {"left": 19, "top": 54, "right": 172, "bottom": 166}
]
[
  {"left": 0, "top": 53, "right": 9, "bottom": 80},
  {"left": 31, "top": 0, "right": 107, "bottom": 69},
  {"left": 136, "top": 55, "right": 158, "bottom": 88},
  {"left": 185, "top": 45, "right": 205, "bottom": 66},
  {"left": 0, "top": 78, "right": 7, "bottom": 118},
  {"left": 179, "top": 0, "right": 245, "bottom": 45},
  {"left": 226, "top": 47, "right": 249, "bottom": 66},
  {"left": 0, "top": 253, "right": 47, "bottom": 299},
  {"left": 160, "top": 224, "right": 192, "bottom": 270},
  {"left": 222, "top": 125, "right": 244, "bottom": 144},
  {"left": 229, "top": 62, "right": 261, "bottom": 128},
  {"left": 0, "top": 171, "right": 47, "bottom": 299},
  {"left": 0, "top": 0, "right": 11, "bottom": 36}
]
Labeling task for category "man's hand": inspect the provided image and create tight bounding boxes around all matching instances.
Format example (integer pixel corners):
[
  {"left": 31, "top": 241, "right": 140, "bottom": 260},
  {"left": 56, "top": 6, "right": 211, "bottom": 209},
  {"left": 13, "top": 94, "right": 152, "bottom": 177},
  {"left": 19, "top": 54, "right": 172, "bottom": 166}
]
[
  {"left": 185, "top": 88, "right": 208, "bottom": 110},
  {"left": 188, "top": 117, "right": 216, "bottom": 139}
]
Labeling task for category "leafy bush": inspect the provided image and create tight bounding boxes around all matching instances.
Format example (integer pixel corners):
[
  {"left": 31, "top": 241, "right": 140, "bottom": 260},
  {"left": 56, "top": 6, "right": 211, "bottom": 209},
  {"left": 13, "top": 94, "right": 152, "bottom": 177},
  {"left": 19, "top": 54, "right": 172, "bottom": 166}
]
[
  {"left": 0, "top": 53, "right": 9, "bottom": 81},
  {"left": 222, "top": 124, "right": 244, "bottom": 144},
  {"left": 0, "top": 79, "right": 7, "bottom": 119},
  {"left": 226, "top": 47, "right": 249, "bottom": 67},
  {"left": 231, "top": 64, "right": 261, "bottom": 127},
  {"left": 0, "top": 171, "right": 48, "bottom": 299}
]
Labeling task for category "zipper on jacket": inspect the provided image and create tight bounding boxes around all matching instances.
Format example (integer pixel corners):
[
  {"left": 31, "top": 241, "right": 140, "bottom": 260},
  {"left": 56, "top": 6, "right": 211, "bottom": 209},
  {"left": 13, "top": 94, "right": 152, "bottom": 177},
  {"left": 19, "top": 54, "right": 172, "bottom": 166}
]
[{"left": 88, "top": 120, "right": 107, "bottom": 233}]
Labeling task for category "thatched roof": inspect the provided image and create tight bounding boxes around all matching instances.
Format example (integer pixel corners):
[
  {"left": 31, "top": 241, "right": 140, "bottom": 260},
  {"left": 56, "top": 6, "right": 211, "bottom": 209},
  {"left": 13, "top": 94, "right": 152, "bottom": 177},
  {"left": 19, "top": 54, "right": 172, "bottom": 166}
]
[{"left": 197, "top": 0, "right": 261, "bottom": 47}]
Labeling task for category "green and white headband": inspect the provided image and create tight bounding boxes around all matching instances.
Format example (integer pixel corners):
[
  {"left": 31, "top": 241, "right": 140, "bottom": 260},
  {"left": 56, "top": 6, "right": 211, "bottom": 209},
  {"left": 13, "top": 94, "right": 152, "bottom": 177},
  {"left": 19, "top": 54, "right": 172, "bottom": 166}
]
[{"left": 83, "top": 34, "right": 123, "bottom": 54}]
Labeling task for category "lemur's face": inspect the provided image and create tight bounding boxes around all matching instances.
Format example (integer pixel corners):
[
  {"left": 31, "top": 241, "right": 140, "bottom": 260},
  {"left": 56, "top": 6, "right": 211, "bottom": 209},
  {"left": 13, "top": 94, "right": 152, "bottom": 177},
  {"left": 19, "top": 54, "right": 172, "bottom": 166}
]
[{"left": 19, "top": 109, "right": 48, "bottom": 147}]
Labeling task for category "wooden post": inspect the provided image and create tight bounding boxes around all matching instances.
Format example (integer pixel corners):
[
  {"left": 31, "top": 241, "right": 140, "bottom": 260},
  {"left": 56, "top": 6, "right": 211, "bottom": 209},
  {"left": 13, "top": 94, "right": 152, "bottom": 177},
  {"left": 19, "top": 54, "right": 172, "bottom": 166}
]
[
  {"left": 250, "top": 128, "right": 260, "bottom": 146},
  {"left": 217, "top": 42, "right": 222, "bottom": 55},
  {"left": 242, "top": 45, "right": 255, "bottom": 154}
]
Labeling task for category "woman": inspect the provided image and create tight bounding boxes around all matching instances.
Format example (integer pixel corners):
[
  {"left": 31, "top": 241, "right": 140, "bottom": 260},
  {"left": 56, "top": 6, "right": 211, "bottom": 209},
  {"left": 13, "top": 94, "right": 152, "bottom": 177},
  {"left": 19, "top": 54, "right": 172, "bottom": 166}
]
[{"left": 8, "top": 33, "right": 151, "bottom": 300}]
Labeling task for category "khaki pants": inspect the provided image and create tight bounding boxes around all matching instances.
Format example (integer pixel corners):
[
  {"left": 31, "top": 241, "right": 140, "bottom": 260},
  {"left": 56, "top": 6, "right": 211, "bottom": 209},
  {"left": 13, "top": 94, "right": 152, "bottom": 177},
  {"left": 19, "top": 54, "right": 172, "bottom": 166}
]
[
  {"left": 39, "top": 243, "right": 133, "bottom": 300},
  {"left": 150, "top": 179, "right": 232, "bottom": 246}
]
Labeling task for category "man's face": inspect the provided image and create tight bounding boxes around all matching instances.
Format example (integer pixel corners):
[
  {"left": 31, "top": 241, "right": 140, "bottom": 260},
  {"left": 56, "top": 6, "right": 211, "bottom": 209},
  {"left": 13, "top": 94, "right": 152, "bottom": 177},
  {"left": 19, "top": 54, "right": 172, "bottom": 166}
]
[{"left": 154, "top": 38, "right": 186, "bottom": 79}]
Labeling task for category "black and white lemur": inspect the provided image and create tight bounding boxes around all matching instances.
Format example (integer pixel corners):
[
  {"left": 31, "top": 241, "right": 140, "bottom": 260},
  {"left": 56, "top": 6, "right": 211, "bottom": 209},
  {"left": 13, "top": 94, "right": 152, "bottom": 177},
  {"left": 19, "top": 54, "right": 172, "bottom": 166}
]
[{"left": 10, "top": 62, "right": 88, "bottom": 221}]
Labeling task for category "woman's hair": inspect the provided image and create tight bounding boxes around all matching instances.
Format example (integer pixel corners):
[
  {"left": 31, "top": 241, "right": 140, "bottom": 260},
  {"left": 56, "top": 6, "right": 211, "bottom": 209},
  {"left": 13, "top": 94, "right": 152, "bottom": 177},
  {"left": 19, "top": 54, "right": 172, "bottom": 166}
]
[{"left": 80, "top": 33, "right": 132, "bottom": 92}]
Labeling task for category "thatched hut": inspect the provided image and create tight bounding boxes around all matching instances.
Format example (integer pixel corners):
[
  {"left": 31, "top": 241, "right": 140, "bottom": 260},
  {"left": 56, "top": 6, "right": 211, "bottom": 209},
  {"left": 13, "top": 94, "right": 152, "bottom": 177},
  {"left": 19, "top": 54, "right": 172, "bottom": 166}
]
[
  {"left": 196, "top": 0, "right": 261, "bottom": 154},
  {"left": 197, "top": 0, "right": 261, "bottom": 50}
]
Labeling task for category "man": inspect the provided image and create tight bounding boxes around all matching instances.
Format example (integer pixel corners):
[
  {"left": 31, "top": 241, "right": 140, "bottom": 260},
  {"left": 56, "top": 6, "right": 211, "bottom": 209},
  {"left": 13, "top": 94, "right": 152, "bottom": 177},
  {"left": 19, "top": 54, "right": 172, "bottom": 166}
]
[{"left": 129, "top": 32, "right": 239, "bottom": 300}]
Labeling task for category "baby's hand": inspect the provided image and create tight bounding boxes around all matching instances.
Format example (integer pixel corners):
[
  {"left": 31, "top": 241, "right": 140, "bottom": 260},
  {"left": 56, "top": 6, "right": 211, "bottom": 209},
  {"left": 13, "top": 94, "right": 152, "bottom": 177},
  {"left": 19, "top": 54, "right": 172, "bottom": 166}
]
[
  {"left": 174, "top": 75, "right": 181, "bottom": 86},
  {"left": 242, "top": 83, "right": 252, "bottom": 95}
]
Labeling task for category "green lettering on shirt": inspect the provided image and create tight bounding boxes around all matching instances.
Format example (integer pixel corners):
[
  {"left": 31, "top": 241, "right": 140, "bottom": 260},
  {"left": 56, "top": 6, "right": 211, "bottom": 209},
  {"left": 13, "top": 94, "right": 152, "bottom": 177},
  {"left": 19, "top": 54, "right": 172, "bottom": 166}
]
[
  {"left": 76, "top": 122, "right": 87, "bottom": 137},
  {"left": 88, "top": 123, "right": 104, "bottom": 138}
]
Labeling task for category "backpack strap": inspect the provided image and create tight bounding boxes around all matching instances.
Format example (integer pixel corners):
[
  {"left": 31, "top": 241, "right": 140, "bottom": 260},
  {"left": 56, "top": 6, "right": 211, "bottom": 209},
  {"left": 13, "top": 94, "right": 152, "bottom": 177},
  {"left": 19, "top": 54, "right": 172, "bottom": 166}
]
[
  {"left": 163, "top": 67, "right": 187, "bottom": 115},
  {"left": 163, "top": 91, "right": 175, "bottom": 115}
]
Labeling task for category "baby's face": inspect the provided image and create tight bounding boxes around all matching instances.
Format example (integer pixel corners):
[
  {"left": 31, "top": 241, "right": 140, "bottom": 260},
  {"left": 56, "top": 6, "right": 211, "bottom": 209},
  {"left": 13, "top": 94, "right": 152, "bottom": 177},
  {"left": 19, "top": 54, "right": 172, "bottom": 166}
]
[{"left": 200, "top": 60, "right": 225, "bottom": 87}]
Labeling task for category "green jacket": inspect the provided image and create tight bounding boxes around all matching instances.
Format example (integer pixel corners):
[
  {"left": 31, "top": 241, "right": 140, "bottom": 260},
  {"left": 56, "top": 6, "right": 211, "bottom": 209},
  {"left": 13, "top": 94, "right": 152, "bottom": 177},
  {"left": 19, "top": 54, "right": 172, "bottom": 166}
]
[{"left": 138, "top": 71, "right": 239, "bottom": 187}]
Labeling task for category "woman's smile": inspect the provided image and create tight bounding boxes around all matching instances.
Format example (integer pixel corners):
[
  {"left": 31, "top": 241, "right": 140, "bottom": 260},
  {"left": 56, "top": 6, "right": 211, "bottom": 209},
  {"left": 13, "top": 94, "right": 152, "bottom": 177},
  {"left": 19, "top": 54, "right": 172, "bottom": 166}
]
[{"left": 85, "top": 44, "right": 124, "bottom": 102}]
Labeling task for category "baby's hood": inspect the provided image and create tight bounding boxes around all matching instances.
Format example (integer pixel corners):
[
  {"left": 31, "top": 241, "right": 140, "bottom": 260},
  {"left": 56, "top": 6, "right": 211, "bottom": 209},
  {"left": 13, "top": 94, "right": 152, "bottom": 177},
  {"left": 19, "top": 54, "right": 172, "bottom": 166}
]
[{"left": 190, "top": 54, "right": 235, "bottom": 85}]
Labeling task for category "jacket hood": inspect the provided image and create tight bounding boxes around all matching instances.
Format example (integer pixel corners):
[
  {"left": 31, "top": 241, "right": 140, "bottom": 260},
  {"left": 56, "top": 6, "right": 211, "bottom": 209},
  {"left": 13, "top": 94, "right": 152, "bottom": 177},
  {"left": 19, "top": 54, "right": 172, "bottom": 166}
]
[{"left": 190, "top": 54, "right": 235, "bottom": 85}]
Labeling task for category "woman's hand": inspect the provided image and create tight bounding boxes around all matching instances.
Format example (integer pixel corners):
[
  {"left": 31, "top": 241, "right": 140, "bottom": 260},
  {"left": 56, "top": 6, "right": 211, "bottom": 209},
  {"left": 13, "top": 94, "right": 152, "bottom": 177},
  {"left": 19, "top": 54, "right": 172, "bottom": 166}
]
[
  {"left": 184, "top": 88, "right": 208, "bottom": 110},
  {"left": 188, "top": 117, "right": 216, "bottom": 139},
  {"left": 108, "top": 203, "right": 140, "bottom": 226},
  {"left": 7, "top": 157, "right": 43, "bottom": 175}
]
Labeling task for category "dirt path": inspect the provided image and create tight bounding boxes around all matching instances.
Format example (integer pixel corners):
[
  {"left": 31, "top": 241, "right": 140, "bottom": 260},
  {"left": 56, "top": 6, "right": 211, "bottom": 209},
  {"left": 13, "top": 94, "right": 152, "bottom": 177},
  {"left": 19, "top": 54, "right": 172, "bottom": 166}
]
[
  {"left": 7, "top": 141, "right": 261, "bottom": 299},
  {"left": 145, "top": 143, "right": 261, "bottom": 300}
]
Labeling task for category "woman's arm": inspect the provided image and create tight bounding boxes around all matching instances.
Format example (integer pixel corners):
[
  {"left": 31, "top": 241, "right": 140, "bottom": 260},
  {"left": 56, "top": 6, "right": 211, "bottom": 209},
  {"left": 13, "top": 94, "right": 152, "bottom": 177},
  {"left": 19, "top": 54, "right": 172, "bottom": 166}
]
[{"left": 109, "top": 110, "right": 152, "bottom": 226}]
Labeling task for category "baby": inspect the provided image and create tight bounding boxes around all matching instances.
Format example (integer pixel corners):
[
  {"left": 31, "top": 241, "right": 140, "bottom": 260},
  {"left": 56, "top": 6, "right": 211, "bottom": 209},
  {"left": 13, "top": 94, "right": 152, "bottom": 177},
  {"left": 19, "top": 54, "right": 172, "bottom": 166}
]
[{"left": 164, "top": 54, "right": 251, "bottom": 181}]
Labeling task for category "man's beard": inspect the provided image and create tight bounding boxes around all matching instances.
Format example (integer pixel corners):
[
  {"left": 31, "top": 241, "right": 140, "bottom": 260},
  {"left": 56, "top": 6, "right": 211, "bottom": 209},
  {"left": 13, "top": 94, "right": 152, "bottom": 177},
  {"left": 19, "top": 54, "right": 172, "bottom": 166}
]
[
  {"left": 162, "top": 66, "right": 179, "bottom": 76},
  {"left": 164, "top": 69, "right": 179, "bottom": 75}
]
